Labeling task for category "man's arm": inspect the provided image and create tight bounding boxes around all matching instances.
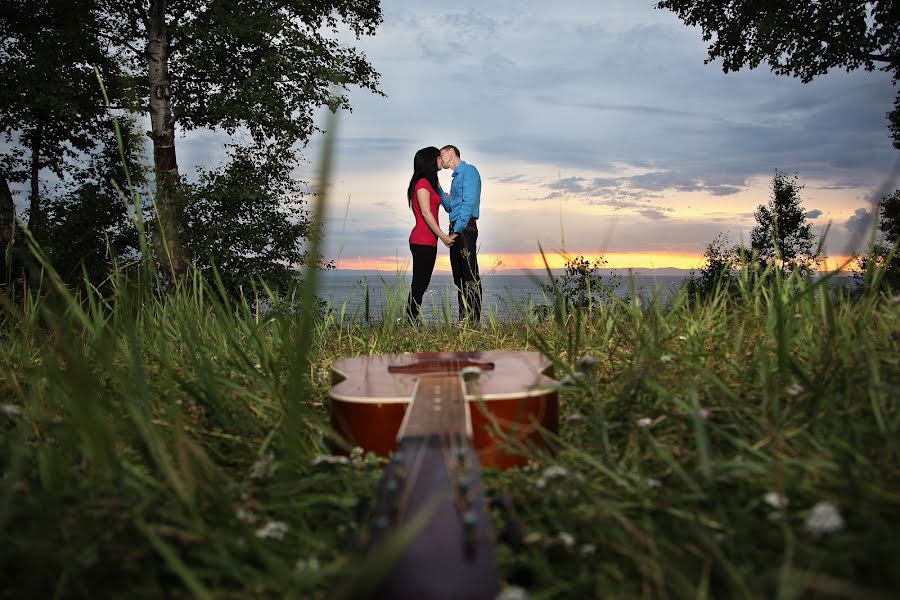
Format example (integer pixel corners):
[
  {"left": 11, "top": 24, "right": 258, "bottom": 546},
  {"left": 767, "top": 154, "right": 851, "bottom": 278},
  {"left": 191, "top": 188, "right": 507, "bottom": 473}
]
[{"left": 455, "top": 165, "right": 481, "bottom": 227}]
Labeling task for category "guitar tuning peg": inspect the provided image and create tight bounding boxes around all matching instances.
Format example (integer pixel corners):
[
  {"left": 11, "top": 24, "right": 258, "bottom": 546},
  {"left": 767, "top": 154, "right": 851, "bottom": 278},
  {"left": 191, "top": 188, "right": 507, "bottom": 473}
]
[
  {"left": 462, "top": 510, "right": 478, "bottom": 546},
  {"left": 456, "top": 474, "right": 471, "bottom": 502},
  {"left": 461, "top": 366, "right": 481, "bottom": 383},
  {"left": 455, "top": 446, "right": 467, "bottom": 466}
]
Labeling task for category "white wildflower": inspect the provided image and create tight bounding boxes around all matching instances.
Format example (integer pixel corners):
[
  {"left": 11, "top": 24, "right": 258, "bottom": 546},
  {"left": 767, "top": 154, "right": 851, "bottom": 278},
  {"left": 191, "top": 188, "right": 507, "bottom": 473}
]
[
  {"left": 523, "top": 532, "right": 542, "bottom": 545},
  {"left": 698, "top": 408, "right": 711, "bottom": 420},
  {"left": 676, "top": 335, "right": 688, "bottom": 341},
  {"left": 535, "top": 465, "right": 569, "bottom": 489},
  {"left": 496, "top": 585, "right": 529, "bottom": 600},
  {"left": 660, "top": 354, "right": 674, "bottom": 363},
  {"left": 235, "top": 508, "right": 257, "bottom": 524},
  {"left": 646, "top": 478, "right": 661, "bottom": 489},
  {"left": 566, "top": 411, "right": 584, "bottom": 422},
  {"left": 785, "top": 383, "right": 804, "bottom": 397},
  {"left": 557, "top": 532, "right": 575, "bottom": 548},
  {"left": 295, "top": 557, "right": 320, "bottom": 572},
  {"left": 763, "top": 492, "right": 789, "bottom": 510},
  {"left": 892, "top": 294, "right": 900, "bottom": 304},
  {"left": 580, "top": 543, "right": 596, "bottom": 556},
  {"left": 793, "top": 313, "right": 802, "bottom": 319},
  {"left": 637, "top": 417, "right": 653, "bottom": 428},
  {"left": 255, "top": 520, "right": 289, "bottom": 540},
  {"left": 805, "top": 502, "right": 844, "bottom": 537},
  {"left": 250, "top": 453, "right": 276, "bottom": 479},
  {"left": 1, "top": 404, "right": 23, "bottom": 418},
  {"left": 311, "top": 455, "right": 350, "bottom": 467}
]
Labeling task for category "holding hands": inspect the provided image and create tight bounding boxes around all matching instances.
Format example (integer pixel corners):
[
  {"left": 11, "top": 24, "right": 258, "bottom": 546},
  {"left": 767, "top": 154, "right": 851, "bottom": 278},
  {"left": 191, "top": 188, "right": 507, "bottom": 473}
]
[{"left": 440, "top": 232, "right": 458, "bottom": 247}]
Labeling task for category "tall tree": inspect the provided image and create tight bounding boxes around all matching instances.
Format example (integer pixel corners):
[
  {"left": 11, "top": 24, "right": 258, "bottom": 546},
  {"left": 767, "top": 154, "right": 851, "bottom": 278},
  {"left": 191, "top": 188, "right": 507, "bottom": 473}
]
[
  {"left": 180, "top": 144, "right": 315, "bottom": 299},
  {"left": 879, "top": 189, "right": 900, "bottom": 246},
  {"left": 42, "top": 115, "right": 147, "bottom": 290},
  {"left": 656, "top": 0, "right": 900, "bottom": 149},
  {"left": 750, "top": 171, "right": 818, "bottom": 272},
  {"left": 94, "top": 0, "right": 383, "bottom": 278},
  {"left": 0, "top": 0, "right": 130, "bottom": 236}
]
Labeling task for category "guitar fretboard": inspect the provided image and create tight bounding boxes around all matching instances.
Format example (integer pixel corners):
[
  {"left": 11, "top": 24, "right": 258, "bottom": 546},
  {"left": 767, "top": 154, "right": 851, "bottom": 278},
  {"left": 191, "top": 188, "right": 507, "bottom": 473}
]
[{"left": 399, "top": 373, "right": 469, "bottom": 439}]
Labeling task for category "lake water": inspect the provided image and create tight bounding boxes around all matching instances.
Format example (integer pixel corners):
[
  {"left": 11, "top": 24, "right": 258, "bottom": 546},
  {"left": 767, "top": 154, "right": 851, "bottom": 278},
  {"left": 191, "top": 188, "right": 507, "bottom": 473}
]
[{"left": 316, "top": 269, "right": 687, "bottom": 322}]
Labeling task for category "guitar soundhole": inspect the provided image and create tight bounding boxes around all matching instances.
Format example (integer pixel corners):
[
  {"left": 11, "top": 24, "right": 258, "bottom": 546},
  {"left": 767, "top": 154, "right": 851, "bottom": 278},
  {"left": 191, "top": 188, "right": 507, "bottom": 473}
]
[{"left": 387, "top": 359, "right": 495, "bottom": 374}]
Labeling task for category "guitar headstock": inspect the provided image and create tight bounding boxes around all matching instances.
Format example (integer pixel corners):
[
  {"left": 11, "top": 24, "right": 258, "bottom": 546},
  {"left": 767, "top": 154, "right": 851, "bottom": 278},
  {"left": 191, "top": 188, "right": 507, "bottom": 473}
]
[{"left": 368, "top": 434, "right": 497, "bottom": 599}]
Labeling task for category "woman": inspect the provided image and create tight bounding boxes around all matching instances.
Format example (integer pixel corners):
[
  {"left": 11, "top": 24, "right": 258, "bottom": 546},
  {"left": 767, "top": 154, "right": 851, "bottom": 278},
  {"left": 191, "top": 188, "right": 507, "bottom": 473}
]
[{"left": 406, "top": 146, "right": 456, "bottom": 321}]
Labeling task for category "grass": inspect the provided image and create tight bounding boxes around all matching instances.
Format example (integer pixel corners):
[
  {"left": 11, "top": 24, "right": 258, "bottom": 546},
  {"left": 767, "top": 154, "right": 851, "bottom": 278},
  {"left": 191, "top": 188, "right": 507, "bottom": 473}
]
[
  {"left": 1, "top": 251, "right": 899, "bottom": 599},
  {"left": 3, "top": 90, "right": 899, "bottom": 597}
]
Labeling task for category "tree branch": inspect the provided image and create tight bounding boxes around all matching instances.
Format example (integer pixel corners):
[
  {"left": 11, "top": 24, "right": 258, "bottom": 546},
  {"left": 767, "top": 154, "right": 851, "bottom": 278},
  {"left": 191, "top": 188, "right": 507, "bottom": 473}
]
[
  {"left": 864, "top": 53, "right": 899, "bottom": 66},
  {"left": 95, "top": 30, "right": 143, "bottom": 57}
]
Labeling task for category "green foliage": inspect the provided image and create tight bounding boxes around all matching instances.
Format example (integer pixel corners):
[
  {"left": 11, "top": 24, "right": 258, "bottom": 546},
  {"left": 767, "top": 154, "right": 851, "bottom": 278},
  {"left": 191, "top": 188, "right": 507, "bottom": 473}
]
[
  {"left": 96, "top": 0, "right": 383, "bottom": 149},
  {"left": 750, "top": 171, "right": 819, "bottom": 273},
  {"left": 179, "top": 144, "right": 317, "bottom": 300},
  {"left": 541, "top": 254, "right": 620, "bottom": 313},
  {"left": 682, "top": 232, "right": 742, "bottom": 302},
  {"left": 656, "top": 0, "right": 900, "bottom": 148},
  {"left": 40, "top": 116, "right": 146, "bottom": 291},
  {"left": 0, "top": 0, "right": 133, "bottom": 230},
  {"left": 1, "top": 249, "right": 899, "bottom": 598},
  {"left": 853, "top": 189, "right": 900, "bottom": 292}
]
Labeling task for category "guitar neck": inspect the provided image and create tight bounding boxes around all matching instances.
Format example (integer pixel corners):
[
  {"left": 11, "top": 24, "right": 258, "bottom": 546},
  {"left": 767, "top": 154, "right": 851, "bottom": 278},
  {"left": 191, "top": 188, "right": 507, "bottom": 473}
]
[{"left": 398, "top": 372, "right": 471, "bottom": 440}]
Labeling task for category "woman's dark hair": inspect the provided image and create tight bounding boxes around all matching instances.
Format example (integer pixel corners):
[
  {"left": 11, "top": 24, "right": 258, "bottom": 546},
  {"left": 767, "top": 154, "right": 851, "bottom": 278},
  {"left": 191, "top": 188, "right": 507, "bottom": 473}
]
[{"left": 407, "top": 146, "right": 441, "bottom": 209}]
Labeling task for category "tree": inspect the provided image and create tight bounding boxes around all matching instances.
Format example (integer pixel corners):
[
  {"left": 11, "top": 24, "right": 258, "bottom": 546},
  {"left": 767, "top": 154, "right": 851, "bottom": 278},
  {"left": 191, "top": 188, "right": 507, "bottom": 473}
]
[
  {"left": 750, "top": 171, "right": 819, "bottom": 272},
  {"left": 656, "top": 0, "right": 900, "bottom": 149},
  {"left": 854, "top": 189, "right": 900, "bottom": 290},
  {"left": 94, "top": 0, "right": 383, "bottom": 278},
  {"left": 180, "top": 144, "right": 318, "bottom": 300},
  {"left": 0, "top": 0, "right": 132, "bottom": 236},
  {"left": 541, "top": 255, "right": 620, "bottom": 312},
  {"left": 879, "top": 189, "right": 900, "bottom": 246},
  {"left": 683, "top": 233, "right": 741, "bottom": 302},
  {"left": 41, "top": 116, "right": 146, "bottom": 291}
]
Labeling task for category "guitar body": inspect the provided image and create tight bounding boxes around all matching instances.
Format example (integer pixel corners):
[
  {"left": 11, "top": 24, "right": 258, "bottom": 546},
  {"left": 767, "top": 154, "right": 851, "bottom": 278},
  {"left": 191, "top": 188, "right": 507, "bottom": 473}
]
[{"left": 329, "top": 351, "right": 559, "bottom": 469}]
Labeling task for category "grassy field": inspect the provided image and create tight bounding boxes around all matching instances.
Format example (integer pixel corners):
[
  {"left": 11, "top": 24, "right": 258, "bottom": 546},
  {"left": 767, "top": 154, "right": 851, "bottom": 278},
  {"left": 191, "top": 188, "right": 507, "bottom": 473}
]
[{"left": 2, "top": 253, "right": 899, "bottom": 599}]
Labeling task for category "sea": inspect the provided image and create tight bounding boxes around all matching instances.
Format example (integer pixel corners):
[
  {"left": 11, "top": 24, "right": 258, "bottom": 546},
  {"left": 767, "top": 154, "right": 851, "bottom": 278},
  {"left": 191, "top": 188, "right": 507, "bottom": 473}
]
[{"left": 316, "top": 269, "right": 689, "bottom": 322}]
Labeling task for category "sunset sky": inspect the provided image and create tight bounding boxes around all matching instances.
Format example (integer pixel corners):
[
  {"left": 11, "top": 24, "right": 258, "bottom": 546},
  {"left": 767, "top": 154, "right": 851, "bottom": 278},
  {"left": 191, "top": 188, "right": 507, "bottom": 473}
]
[{"left": 184, "top": 0, "right": 898, "bottom": 272}]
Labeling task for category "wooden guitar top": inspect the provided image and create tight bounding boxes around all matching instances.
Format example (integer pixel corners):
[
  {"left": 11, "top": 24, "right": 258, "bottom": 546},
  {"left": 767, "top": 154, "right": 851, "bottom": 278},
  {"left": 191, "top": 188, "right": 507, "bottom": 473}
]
[{"left": 330, "top": 350, "right": 556, "bottom": 404}]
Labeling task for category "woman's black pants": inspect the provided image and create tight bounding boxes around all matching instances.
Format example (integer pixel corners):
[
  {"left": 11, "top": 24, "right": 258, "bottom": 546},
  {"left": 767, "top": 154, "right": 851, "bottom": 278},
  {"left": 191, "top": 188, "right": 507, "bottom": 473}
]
[{"left": 407, "top": 243, "right": 437, "bottom": 321}]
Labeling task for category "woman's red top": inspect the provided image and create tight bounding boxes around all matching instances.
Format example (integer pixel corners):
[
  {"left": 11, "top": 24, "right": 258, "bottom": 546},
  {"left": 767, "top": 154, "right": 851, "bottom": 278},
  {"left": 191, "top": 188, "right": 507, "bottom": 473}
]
[{"left": 409, "top": 178, "right": 442, "bottom": 247}]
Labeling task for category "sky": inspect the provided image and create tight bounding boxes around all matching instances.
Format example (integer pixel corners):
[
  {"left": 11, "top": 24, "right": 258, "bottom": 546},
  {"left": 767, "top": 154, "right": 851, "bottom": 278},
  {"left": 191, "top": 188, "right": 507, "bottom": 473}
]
[
  {"left": 16, "top": 0, "right": 896, "bottom": 273},
  {"left": 275, "top": 0, "right": 897, "bottom": 272}
]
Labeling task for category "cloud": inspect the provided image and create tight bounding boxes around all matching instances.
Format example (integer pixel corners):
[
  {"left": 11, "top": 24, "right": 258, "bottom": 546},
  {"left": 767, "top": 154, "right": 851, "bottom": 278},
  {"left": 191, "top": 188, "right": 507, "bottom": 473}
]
[
  {"left": 805, "top": 209, "right": 824, "bottom": 219},
  {"left": 844, "top": 208, "right": 873, "bottom": 235}
]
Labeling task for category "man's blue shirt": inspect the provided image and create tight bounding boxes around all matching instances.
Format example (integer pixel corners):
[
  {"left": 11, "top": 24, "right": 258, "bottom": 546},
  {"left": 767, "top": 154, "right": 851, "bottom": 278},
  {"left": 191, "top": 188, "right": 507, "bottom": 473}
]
[{"left": 441, "top": 161, "right": 480, "bottom": 230}]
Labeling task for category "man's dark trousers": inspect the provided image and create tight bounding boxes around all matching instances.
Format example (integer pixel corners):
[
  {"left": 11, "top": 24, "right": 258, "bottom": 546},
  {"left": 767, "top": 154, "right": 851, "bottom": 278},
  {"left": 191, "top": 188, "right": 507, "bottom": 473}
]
[{"left": 449, "top": 218, "right": 482, "bottom": 323}]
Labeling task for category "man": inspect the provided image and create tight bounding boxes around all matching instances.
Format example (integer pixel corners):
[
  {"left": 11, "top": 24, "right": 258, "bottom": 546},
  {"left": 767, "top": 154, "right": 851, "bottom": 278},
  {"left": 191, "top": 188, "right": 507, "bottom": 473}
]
[{"left": 439, "top": 144, "right": 482, "bottom": 324}]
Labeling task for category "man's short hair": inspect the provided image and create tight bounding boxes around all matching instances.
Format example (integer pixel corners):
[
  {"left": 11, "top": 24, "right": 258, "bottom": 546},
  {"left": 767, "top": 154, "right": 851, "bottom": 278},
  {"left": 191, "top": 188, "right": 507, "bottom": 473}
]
[{"left": 441, "top": 145, "right": 460, "bottom": 158}]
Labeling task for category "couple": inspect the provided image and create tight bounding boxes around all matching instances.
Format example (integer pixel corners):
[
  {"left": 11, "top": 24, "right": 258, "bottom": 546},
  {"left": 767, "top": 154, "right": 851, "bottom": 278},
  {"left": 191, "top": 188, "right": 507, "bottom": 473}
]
[{"left": 405, "top": 144, "right": 482, "bottom": 324}]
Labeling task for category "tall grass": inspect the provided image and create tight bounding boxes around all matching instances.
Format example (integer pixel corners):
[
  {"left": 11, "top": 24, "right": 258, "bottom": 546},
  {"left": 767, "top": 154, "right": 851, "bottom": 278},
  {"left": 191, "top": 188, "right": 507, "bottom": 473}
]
[{"left": 2, "top": 248, "right": 898, "bottom": 598}]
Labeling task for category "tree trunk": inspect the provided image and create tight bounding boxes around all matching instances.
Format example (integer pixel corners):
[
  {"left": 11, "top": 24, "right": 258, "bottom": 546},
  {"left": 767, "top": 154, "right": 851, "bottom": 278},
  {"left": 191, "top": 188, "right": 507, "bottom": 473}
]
[
  {"left": 147, "top": 0, "right": 186, "bottom": 279},
  {"left": 27, "top": 126, "right": 41, "bottom": 232},
  {"left": 1, "top": 172, "right": 15, "bottom": 249}
]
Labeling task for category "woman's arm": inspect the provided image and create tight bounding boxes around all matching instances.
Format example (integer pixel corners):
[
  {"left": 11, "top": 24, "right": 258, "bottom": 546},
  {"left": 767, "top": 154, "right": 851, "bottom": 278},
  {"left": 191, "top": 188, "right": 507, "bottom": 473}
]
[{"left": 417, "top": 188, "right": 456, "bottom": 246}]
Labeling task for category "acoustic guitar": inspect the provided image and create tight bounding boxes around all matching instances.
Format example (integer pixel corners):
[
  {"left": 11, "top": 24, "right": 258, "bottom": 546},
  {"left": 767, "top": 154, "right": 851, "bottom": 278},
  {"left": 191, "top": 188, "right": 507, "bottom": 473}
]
[{"left": 329, "top": 351, "right": 558, "bottom": 600}]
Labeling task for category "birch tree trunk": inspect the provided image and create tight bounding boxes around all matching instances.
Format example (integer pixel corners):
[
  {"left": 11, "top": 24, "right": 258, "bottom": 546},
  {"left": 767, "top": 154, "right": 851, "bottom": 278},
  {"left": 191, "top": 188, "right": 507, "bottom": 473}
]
[
  {"left": 1, "top": 173, "right": 15, "bottom": 250},
  {"left": 147, "top": 0, "right": 186, "bottom": 279},
  {"left": 27, "top": 127, "right": 40, "bottom": 232}
]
